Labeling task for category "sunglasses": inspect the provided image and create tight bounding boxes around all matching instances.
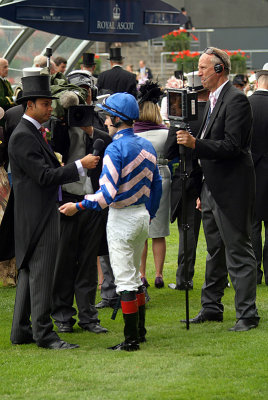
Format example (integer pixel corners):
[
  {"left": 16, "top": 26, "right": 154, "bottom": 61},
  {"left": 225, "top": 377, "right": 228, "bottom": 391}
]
[{"left": 203, "top": 47, "right": 227, "bottom": 69}]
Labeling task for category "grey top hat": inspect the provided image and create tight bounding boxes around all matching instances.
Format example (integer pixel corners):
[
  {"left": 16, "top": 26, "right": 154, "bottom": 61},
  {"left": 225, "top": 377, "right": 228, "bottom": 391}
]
[
  {"left": 187, "top": 71, "right": 204, "bottom": 91},
  {"left": 108, "top": 47, "right": 124, "bottom": 61},
  {"left": 255, "top": 62, "right": 268, "bottom": 80},
  {"left": 83, "top": 53, "right": 96, "bottom": 66},
  {"left": 22, "top": 67, "right": 42, "bottom": 77},
  {"left": 16, "top": 75, "right": 57, "bottom": 104}
]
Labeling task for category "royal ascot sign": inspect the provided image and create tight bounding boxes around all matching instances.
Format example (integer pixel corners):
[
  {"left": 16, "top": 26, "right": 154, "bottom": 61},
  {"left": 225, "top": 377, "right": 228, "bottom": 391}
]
[
  {"left": 0, "top": 0, "right": 185, "bottom": 42},
  {"left": 90, "top": 0, "right": 141, "bottom": 36}
]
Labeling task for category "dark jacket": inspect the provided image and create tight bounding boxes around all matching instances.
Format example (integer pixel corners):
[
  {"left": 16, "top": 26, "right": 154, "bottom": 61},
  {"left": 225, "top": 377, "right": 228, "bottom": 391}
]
[
  {"left": 0, "top": 118, "right": 79, "bottom": 268},
  {"left": 249, "top": 90, "right": 268, "bottom": 221},
  {"left": 97, "top": 66, "right": 137, "bottom": 98},
  {"left": 195, "top": 81, "right": 255, "bottom": 232}
]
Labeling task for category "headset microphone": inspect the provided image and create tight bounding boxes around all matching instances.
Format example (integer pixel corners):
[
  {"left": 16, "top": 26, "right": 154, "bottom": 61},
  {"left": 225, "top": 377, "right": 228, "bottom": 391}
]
[{"left": 203, "top": 71, "right": 217, "bottom": 82}]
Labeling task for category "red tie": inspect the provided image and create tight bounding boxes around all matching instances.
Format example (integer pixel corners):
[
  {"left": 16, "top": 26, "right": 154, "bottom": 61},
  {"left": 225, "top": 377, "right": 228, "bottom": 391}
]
[{"left": 39, "top": 126, "right": 48, "bottom": 143}]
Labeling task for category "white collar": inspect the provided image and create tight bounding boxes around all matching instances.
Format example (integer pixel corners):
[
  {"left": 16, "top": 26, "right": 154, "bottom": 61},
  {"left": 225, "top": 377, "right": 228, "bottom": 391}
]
[
  {"left": 23, "top": 114, "right": 42, "bottom": 130},
  {"left": 210, "top": 80, "right": 229, "bottom": 101}
]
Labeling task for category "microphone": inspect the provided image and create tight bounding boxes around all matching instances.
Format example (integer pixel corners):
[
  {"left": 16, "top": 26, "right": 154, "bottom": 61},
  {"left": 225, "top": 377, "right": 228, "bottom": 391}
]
[
  {"left": 93, "top": 138, "right": 105, "bottom": 156},
  {"left": 202, "top": 72, "right": 217, "bottom": 82}
]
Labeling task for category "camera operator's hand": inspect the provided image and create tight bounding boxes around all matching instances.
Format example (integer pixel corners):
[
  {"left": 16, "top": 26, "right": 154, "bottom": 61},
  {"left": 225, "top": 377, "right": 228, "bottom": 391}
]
[
  {"left": 177, "top": 130, "right": 196, "bottom": 149},
  {"left": 80, "top": 154, "right": 100, "bottom": 169},
  {"left": 59, "top": 202, "right": 78, "bottom": 216}
]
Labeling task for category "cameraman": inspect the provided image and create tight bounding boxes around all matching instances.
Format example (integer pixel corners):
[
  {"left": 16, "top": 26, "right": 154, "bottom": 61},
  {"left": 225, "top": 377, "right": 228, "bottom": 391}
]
[{"left": 51, "top": 70, "right": 111, "bottom": 334}]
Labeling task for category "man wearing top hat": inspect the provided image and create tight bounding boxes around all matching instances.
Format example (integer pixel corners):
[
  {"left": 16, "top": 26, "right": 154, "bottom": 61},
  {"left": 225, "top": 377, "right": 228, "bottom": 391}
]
[
  {"left": 249, "top": 62, "right": 268, "bottom": 285},
  {"left": 97, "top": 48, "right": 137, "bottom": 98},
  {"left": 7, "top": 74, "right": 100, "bottom": 349},
  {"left": 81, "top": 53, "right": 97, "bottom": 84}
]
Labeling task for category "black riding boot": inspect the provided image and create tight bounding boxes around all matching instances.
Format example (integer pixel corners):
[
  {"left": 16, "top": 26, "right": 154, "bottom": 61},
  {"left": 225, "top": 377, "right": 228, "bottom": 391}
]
[{"left": 108, "top": 291, "right": 139, "bottom": 351}]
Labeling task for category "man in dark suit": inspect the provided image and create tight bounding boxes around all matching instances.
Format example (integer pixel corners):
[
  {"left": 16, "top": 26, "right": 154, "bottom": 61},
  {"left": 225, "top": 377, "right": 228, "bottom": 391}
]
[
  {"left": 249, "top": 63, "right": 268, "bottom": 285},
  {"left": 51, "top": 70, "right": 111, "bottom": 334},
  {"left": 165, "top": 72, "right": 207, "bottom": 290},
  {"left": 177, "top": 47, "right": 259, "bottom": 331},
  {"left": 97, "top": 48, "right": 137, "bottom": 98},
  {"left": 8, "top": 74, "right": 100, "bottom": 349}
]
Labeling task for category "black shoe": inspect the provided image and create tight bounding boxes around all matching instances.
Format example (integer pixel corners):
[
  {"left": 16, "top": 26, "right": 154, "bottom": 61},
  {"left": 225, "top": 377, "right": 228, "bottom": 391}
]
[
  {"left": 168, "top": 281, "right": 193, "bottom": 290},
  {"left": 57, "top": 323, "right": 73, "bottom": 333},
  {"left": 39, "top": 339, "right": 79, "bottom": 350},
  {"left": 95, "top": 299, "right": 112, "bottom": 309},
  {"left": 229, "top": 318, "right": 259, "bottom": 332},
  {"left": 80, "top": 322, "right": 108, "bottom": 334},
  {"left": 181, "top": 309, "right": 223, "bottom": 324},
  {"left": 108, "top": 340, "right": 140, "bottom": 351}
]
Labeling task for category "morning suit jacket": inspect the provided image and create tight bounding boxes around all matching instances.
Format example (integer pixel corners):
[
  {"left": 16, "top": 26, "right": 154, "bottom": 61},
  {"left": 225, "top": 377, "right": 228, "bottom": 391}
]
[
  {"left": 249, "top": 90, "right": 268, "bottom": 221},
  {"left": 194, "top": 81, "right": 255, "bottom": 232},
  {"left": 97, "top": 66, "right": 137, "bottom": 98},
  {"left": 7, "top": 118, "right": 79, "bottom": 269}
]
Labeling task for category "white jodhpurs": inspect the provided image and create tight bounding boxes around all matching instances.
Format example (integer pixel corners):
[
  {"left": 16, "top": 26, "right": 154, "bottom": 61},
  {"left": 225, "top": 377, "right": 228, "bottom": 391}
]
[{"left": 107, "top": 204, "right": 150, "bottom": 293}]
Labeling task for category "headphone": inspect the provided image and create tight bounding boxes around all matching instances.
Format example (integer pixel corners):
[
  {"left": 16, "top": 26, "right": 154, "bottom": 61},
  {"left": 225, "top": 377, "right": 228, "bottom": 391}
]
[{"left": 214, "top": 63, "right": 224, "bottom": 74}]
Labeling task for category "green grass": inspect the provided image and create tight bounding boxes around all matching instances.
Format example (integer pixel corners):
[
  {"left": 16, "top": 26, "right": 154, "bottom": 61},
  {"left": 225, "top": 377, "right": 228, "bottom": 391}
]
[{"left": 1, "top": 223, "right": 268, "bottom": 400}]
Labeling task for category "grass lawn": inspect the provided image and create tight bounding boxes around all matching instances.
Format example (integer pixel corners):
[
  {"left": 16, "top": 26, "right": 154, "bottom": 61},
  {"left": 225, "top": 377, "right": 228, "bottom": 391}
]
[{"left": 1, "top": 223, "right": 268, "bottom": 400}]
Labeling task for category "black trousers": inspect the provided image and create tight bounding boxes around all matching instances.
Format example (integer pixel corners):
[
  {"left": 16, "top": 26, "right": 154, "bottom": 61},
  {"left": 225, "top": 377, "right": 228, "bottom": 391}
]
[
  {"left": 52, "top": 208, "right": 105, "bottom": 327},
  {"left": 99, "top": 254, "right": 118, "bottom": 304},
  {"left": 176, "top": 191, "right": 201, "bottom": 286},
  {"left": 10, "top": 207, "right": 60, "bottom": 346},
  {"left": 251, "top": 219, "right": 268, "bottom": 284},
  {"left": 201, "top": 183, "right": 259, "bottom": 320}
]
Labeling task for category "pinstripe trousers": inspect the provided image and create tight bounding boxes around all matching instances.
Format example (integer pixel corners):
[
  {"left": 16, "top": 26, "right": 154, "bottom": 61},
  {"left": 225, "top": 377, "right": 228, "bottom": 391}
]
[{"left": 10, "top": 206, "right": 60, "bottom": 346}]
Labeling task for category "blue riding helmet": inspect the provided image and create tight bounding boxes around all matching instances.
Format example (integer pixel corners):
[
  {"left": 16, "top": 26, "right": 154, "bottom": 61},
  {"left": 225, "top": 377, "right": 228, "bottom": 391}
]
[{"left": 97, "top": 92, "right": 139, "bottom": 121}]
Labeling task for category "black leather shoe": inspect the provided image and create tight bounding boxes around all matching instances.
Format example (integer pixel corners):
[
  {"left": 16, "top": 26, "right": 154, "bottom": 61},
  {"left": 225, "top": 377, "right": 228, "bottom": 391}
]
[
  {"left": 80, "top": 322, "right": 108, "bottom": 333},
  {"left": 95, "top": 299, "right": 112, "bottom": 309},
  {"left": 39, "top": 340, "right": 79, "bottom": 349},
  {"left": 168, "top": 281, "right": 193, "bottom": 290},
  {"left": 181, "top": 309, "right": 223, "bottom": 323},
  {"left": 57, "top": 323, "right": 73, "bottom": 333},
  {"left": 108, "top": 340, "right": 140, "bottom": 351},
  {"left": 229, "top": 318, "right": 259, "bottom": 332}
]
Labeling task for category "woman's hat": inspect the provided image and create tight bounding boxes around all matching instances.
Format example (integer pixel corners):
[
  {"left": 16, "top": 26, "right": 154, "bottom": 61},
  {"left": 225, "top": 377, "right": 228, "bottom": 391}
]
[{"left": 16, "top": 75, "right": 57, "bottom": 104}]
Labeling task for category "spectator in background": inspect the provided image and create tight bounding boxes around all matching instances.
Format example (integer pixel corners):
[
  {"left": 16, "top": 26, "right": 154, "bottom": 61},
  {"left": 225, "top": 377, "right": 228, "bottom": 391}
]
[
  {"left": 54, "top": 56, "right": 67, "bottom": 74},
  {"left": 33, "top": 54, "right": 56, "bottom": 74},
  {"left": 126, "top": 64, "right": 134, "bottom": 73},
  {"left": 137, "top": 60, "right": 153, "bottom": 84},
  {"left": 134, "top": 81, "right": 171, "bottom": 289},
  {"left": 81, "top": 53, "right": 97, "bottom": 83},
  {"left": 232, "top": 74, "right": 246, "bottom": 91},
  {"left": 97, "top": 48, "right": 137, "bottom": 98},
  {"left": 249, "top": 62, "right": 268, "bottom": 285},
  {"left": 0, "top": 58, "right": 15, "bottom": 125},
  {"left": 181, "top": 7, "right": 195, "bottom": 30}
]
